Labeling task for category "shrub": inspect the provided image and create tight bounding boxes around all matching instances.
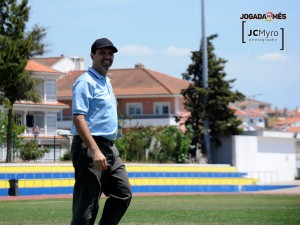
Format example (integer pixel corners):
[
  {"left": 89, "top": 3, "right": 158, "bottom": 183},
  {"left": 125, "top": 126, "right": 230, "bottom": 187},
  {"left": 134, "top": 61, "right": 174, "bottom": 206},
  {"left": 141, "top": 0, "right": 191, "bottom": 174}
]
[
  {"left": 60, "top": 149, "right": 71, "bottom": 161},
  {"left": 19, "top": 140, "right": 49, "bottom": 161},
  {"left": 59, "top": 141, "right": 71, "bottom": 161},
  {"left": 116, "top": 125, "right": 191, "bottom": 163},
  {"left": 115, "top": 126, "right": 154, "bottom": 162},
  {"left": 149, "top": 126, "right": 190, "bottom": 163}
]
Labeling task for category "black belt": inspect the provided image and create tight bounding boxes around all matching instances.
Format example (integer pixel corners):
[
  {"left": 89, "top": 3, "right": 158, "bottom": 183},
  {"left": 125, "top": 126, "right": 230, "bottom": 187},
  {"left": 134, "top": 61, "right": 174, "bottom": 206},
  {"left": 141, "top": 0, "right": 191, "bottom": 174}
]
[{"left": 92, "top": 136, "right": 114, "bottom": 146}]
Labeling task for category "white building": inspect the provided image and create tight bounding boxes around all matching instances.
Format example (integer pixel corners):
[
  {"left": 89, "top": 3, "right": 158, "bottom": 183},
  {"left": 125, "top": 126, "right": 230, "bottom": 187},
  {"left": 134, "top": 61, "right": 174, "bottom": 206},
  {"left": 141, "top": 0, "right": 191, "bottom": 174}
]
[
  {"left": 0, "top": 60, "right": 69, "bottom": 162},
  {"left": 32, "top": 55, "right": 85, "bottom": 73}
]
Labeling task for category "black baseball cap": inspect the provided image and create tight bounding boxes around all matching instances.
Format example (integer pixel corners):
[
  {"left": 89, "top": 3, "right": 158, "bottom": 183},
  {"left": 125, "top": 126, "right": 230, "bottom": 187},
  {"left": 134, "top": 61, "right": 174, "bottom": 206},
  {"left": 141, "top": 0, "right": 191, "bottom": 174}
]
[{"left": 91, "top": 38, "right": 118, "bottom": 53}]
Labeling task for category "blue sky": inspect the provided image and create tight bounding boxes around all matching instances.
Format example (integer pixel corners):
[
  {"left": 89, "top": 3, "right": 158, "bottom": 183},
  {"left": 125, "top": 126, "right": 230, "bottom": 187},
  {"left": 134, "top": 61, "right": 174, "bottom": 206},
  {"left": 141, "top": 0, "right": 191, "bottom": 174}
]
[{"left": 27, "top": 0, "right": 299, "bottom": 110}]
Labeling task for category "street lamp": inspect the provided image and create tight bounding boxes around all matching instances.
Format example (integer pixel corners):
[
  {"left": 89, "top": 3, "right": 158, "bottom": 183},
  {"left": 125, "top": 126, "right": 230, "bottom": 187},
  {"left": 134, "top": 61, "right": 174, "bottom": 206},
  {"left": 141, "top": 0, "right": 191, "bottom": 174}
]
[{"left": 201, "top": 0, "right": 211, "bottom": 163}]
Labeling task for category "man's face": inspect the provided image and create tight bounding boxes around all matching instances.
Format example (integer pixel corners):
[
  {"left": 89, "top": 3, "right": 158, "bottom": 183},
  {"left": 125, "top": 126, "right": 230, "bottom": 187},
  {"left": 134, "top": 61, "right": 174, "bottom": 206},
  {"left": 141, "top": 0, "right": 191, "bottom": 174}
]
[{"left": 91, "top": 47, "right": 114, "bottom": 76}]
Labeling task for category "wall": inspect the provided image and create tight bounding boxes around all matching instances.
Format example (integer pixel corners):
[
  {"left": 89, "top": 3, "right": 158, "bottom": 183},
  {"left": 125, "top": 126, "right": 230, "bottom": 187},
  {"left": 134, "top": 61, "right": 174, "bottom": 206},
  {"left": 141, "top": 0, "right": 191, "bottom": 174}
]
[
  {"left": 213, "top": 133, "right": 297, "bottom": 183},
  {"left": 59, "top": 99, "right": 72, "bottom": 119},
  {"left": 235, "top": 135, "right": 296, "bottom": 183},
  {"left": 59, "top": 96, "right": 187, "bottom": 121},
  {"left": 118, "top": 97, "right": 176, "bottom": 115},
  {"left": 212, "top": 137, "right": 234, "bottom": 165}
]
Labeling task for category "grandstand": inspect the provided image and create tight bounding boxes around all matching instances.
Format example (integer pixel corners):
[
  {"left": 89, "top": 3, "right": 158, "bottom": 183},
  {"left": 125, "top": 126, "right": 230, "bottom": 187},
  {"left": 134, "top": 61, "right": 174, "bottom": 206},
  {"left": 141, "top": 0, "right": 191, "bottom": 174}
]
[{"left": 0, "top": 164, "right": 297, "bottom": 196}]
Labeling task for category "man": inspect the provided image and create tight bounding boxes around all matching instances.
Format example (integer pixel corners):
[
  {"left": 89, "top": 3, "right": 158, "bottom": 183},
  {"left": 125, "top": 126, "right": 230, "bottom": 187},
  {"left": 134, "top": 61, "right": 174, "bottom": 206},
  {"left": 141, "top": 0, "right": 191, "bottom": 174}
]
[{"left": 70, "top": 38, "right": 132, "bottom": 225}]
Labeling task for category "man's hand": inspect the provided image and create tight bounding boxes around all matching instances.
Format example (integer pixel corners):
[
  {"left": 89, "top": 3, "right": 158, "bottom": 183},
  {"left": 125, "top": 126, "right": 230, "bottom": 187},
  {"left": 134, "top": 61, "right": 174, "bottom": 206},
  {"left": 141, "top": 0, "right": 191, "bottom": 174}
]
[
  {"left": 91, "top": 149, "right": 108, "bottom": 171},
  {"left": 73, "top": 115, "right": 108, "bottom": 171}
]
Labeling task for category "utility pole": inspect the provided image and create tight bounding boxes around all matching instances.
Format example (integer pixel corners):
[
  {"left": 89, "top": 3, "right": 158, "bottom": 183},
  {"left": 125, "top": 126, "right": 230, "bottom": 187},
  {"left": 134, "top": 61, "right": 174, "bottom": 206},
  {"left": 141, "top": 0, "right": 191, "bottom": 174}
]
[{"left": 201, "top": 0, "right": 211, "bottom": 163}]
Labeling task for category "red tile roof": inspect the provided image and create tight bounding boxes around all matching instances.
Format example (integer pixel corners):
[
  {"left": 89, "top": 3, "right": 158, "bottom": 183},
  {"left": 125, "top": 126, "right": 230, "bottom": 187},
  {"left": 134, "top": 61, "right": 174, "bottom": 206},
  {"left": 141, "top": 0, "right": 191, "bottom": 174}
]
[
  {"left": 57, "top": 67, "right": 190, "bottom": 98},
  {"left": 57, "top": 70, "right": 87, "bottom": 97},
  {"left": 15, "top": 101, "right": 68, "bottom": 107},
  {"left": 229, "top": 106, "right": 247, "bottom": 116},
  {"left": 247, "top": 109, "right": 265, "bottom": 117},
  {"left": 288, "top": 110, "right": 300, "bottom": 117},
  {"left": 286, "top": 126, "right": 300, "bottom": 132},
  {"left": 31, "top": 56, "right": 64, "bottom": 67},
  {"left": 229, "top": 106, "right": 265, "bottom": 117},
  {"left": 273, "top": 117, "right": 300, "bottom": 126},
  {"left": 25, "top": 60, "right": 62, "bottom": 73},
  {"left": 110, "top": 68, "right": 190, "bottom": 96}
]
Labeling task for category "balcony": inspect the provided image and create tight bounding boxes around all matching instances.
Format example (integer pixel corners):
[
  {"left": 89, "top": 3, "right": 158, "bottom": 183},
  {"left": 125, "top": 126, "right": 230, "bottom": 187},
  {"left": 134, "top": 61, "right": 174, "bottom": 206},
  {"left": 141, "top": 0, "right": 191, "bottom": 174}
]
[
  {"left": 25, "top": 127, "right": 57, "bottom": 135},
  {"left": 57, "top": 114, "right": 179, "bottom": 130},
  {"left": 119, "top": 114, "right": 178, "bottom": 128},
  {"left": 119, "top": 114, "right": 174, "bottom": 119}
]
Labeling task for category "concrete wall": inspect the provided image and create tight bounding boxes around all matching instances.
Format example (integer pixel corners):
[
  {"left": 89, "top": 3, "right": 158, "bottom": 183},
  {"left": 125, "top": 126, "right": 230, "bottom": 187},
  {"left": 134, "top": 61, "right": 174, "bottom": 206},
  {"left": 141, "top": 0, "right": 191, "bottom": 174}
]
[
  {"left": 213, "top": 132, "right": 298, "bottom": 183},
  {"left": 212, "top": 137, "right": 234, "bottom": 165}
]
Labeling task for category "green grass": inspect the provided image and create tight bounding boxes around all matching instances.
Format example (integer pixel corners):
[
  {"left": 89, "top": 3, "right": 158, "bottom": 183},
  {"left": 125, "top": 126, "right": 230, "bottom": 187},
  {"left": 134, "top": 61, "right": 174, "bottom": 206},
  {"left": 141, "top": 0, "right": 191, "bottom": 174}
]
[{"left": 0, "top": 195, "right": 300, "bottom": 225}]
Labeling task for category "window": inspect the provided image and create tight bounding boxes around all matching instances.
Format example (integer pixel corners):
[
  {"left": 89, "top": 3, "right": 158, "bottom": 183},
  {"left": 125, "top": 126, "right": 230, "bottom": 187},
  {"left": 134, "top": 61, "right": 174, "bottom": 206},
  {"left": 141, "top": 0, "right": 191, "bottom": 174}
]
[
  {"left": 57, "top": 111, "right": 62, "bottom": 121},
  {"left": 46, "top": 81, "right": 56, "bottom": 102},
  {"left": 126, "top": 103, "right": 142, "bottom": 115},
  {"left": 34, "top": 114, "right": 44, "bottom": 127},
  {"left": 154, "top": 102, "right": 170, "bottom": 115},
  {"left": 47, "top": 114, "right": 57, "bottom": 128},
  {"left": 35, "top": 81, "right": 44, "bottom": 97},
  {"left": 47, "top": 114, "right": 57, "bottom": 134}
]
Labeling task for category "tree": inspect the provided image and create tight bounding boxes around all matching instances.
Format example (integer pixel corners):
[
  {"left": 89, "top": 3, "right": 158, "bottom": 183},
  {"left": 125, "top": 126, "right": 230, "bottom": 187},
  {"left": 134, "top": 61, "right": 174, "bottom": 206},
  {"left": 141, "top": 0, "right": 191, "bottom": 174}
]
[
  {"left": 181, "top": 34, "right": 244, "bottom": 160},
  {"left": 0, "top": 100, "right": 26, "bottom": 155},
  {"left": 0, "top": 0, "right": 46, "bottom": 162}
]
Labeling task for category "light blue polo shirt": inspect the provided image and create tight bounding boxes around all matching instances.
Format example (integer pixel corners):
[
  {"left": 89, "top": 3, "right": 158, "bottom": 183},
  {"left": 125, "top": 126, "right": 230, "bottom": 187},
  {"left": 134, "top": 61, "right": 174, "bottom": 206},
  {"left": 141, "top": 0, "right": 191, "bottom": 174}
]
[{"left": 70, "top": 67, "right": 118, "bottom": 140}]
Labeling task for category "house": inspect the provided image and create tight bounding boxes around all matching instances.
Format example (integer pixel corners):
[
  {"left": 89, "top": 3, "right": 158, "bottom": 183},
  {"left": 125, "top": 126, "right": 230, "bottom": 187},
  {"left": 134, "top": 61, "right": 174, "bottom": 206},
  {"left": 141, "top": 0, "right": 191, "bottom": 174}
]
[
  {"left": 261, "top": 107, "right": 300, "bottom": 132},
  {"left": 10, "top": 60, "right": 69, "bottom": 157},
  {"left": 272, "top": 117, "right": 300, "bottom": 131},
  {"left": 288, "top": 107, "right": 300, "bottom": 118},
  {"left": 31, "top": 55, "right": 84, "bottom": 73},
  {"left": 57, "top": 64, "right": 190, "bottom": 130},
  {"left": 229, "top": 105, "right": 266, "bottom": 131},
  {"left": 233, "top": 98, "right": 272, "bottom": 111},
  {"left": 31, "top": 56, "right": 297, "bottom": 134}
]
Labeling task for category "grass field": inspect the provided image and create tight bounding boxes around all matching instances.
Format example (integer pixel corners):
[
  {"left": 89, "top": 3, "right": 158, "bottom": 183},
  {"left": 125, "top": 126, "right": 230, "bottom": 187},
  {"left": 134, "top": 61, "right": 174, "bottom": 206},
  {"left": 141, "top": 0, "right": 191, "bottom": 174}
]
[{"left": 0, "top": 194, "right": 300, "bottom": 225}]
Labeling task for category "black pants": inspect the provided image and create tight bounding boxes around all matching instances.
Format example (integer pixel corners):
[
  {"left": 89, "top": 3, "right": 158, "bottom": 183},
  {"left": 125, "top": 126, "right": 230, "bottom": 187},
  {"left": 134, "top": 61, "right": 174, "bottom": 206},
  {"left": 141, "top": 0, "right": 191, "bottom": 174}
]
[{"left": 71, "top": 135, "right": 132, "bottom": 225}]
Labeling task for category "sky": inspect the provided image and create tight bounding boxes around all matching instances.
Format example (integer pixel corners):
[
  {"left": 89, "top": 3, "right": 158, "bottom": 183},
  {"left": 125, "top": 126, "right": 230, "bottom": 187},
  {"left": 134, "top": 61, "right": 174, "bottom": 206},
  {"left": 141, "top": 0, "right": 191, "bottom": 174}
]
[{"left": 26, "top": 0, "right": 299, "bottom": 110}]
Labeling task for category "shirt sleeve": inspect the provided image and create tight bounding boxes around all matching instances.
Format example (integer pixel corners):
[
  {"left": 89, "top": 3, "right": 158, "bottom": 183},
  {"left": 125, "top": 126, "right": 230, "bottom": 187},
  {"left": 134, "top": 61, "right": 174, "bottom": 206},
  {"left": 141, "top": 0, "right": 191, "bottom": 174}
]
[{"left": 72, "top": 80, "right": 93, "bottom": 115}]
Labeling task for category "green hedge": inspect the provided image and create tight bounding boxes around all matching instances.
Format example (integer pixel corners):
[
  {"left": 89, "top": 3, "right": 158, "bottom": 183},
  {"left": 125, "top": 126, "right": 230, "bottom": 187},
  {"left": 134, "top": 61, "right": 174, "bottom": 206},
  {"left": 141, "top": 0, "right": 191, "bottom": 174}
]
[{"left": 115, "top": 126, "right": 191, "bottom": 163}]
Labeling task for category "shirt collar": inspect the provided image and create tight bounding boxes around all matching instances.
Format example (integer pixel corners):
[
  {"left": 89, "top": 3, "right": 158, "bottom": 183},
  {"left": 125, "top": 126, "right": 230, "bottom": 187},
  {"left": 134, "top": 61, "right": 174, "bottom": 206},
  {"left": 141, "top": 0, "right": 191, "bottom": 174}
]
[{"left": 88, "top": 67, "right": 106, "bottom": 80}]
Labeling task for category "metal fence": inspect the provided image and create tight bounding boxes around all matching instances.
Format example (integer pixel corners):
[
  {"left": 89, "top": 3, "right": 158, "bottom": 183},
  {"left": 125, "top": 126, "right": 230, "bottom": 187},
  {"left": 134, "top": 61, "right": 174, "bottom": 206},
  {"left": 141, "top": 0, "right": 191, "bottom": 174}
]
[
  {"left": 0, "top": 146, "right": 69, "bottom": 162},
  {"left": 244, "top": 171, "right": 279, "bottom": 184}
]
